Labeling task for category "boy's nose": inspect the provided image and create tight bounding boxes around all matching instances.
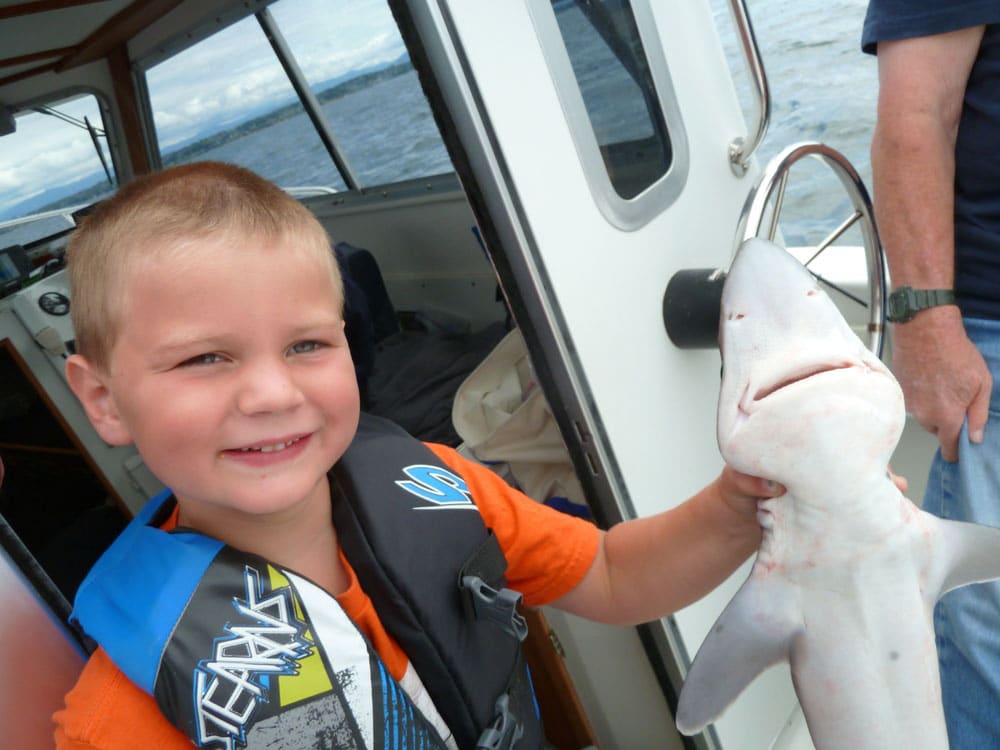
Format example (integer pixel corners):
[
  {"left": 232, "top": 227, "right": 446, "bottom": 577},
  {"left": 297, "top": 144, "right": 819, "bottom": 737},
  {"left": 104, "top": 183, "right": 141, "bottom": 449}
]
[{"left": 235, "top": 359, "right": 306, "bottom": 415}]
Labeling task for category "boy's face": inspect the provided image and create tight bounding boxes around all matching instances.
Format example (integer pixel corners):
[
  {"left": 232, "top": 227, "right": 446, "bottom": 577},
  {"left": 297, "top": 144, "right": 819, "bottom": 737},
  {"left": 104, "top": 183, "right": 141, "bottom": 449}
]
[{"left": 70, "top": 233, "right": 359, "bottom": 524}]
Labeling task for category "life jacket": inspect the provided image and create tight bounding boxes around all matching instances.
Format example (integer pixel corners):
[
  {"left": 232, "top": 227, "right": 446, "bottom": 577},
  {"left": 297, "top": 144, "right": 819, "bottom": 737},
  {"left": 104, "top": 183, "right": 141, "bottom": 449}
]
[{"left": 72, "top": 413, "right": 543, "bottom": 750}]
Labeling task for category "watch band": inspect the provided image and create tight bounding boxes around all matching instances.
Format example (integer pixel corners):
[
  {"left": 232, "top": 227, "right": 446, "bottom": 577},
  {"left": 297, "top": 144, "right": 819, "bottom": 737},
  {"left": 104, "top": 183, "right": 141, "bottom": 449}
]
[{"left": 886, "top": 286, "right": 956, "bottom": 323}]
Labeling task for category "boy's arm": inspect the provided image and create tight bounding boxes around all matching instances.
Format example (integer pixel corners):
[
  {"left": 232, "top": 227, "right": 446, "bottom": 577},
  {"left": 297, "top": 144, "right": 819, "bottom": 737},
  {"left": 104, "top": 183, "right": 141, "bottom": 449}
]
[{"left": 549, "top": 468, "right": 780, "bottom": 625}]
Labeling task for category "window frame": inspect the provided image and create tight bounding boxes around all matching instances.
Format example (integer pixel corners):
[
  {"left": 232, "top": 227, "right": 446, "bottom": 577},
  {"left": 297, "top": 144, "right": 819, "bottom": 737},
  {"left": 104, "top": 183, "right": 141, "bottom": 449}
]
[
  {"left": 133, "top": 0, "right": 454, "bottom": 193},
  {"left": 528, "top": 0, "right": 689, "bottom": 231},
  {"left": 0, "top": 87, "right": 119, "bottom": 248}
]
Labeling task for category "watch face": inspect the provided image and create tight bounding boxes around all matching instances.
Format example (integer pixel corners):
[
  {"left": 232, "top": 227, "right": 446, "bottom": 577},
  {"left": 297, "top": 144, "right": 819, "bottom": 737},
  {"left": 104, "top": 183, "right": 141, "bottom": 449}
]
[
  {"left": 38, "top": 291, "right": 70, "bottom": 316},
  {"left": 886, "top": 290, "right": 910, "bottom": 322}
]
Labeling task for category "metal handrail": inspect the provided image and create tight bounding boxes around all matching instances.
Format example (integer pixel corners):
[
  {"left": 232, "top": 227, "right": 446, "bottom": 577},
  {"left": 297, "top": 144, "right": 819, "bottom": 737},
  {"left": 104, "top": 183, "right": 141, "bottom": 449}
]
[{"left": 726, "top": 0, "right": 770, "bottom": 176}]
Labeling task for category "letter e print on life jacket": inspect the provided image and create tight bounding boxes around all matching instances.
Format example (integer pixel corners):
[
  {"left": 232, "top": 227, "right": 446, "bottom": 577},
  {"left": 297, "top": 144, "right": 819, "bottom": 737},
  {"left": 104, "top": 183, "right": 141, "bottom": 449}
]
[{"left": 396, "top": 464, "right": 477, "bottom": 510}]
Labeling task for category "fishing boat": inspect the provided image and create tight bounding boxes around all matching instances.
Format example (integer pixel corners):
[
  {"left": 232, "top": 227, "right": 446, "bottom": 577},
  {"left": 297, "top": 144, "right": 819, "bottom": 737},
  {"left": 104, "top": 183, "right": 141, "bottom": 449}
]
[{"left": 0, "top": 1, "right": 937, "bottom": 747}]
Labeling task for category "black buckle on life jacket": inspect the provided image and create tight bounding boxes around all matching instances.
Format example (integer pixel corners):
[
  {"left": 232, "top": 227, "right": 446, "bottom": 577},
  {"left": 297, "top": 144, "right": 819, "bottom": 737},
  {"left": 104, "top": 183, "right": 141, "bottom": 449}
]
[
  {"left": 461, "top": 575, "right": 528, "bottom": 642},
  {"left": 475, "top": 693, "right": 525, "bottom": 750}
]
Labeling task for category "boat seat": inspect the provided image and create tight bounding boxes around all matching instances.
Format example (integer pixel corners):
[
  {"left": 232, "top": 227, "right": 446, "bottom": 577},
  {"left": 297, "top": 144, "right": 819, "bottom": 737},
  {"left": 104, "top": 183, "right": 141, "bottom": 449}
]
[{"left": 0, "top": 499, "right": 89, "bottom": 748}]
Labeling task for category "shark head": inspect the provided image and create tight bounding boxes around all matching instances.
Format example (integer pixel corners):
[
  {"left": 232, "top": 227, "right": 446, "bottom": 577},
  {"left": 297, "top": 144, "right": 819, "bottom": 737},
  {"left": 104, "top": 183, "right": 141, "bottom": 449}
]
[{"left": 717, "top": 239, "right": 904, "bottom": 489}]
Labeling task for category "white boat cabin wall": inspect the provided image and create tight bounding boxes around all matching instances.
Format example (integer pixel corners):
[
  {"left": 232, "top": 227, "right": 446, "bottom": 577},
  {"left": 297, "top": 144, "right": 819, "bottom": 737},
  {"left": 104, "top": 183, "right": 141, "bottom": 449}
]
[{"left": 0, "top": 1, "right": 936, "bottom": 748}]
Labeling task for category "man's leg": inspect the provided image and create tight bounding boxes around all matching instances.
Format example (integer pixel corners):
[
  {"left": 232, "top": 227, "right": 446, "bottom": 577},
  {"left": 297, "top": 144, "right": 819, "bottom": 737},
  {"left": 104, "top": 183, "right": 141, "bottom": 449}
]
[{"left": 925, "top": 317, "right": 1000, "bottom": 749}]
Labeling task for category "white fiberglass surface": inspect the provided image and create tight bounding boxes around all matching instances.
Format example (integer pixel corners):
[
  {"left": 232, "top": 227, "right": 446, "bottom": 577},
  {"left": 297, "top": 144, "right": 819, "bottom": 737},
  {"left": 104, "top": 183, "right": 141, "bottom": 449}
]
[{"left": 441, "top": 1, "right": 803, "bottom": 746}]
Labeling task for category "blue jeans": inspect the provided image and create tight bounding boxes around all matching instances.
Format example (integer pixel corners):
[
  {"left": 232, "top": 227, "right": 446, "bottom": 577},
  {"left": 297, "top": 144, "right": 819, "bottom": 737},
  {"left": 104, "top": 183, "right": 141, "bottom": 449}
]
[{"left": 923, "top": 316, "right": 1000, "bottom": 749}]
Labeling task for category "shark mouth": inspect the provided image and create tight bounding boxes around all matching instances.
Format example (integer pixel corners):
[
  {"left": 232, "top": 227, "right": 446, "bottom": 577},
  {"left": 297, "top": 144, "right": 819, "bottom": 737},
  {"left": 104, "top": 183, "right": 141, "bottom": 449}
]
[{"left": 753, "top": 362, "right": 857, "bottom": 403}]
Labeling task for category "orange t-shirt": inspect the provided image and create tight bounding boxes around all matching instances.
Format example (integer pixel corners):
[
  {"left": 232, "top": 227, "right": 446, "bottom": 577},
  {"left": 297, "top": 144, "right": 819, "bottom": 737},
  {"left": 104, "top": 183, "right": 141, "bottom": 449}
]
[{"left": 53, "top": 443, "right": 600, "bottom": 749}]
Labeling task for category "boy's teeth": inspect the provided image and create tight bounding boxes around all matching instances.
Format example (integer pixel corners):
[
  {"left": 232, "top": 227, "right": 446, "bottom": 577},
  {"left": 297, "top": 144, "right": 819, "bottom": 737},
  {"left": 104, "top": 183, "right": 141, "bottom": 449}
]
[{"left": 239, "top": 437, "right": 300, "bottom": 453}]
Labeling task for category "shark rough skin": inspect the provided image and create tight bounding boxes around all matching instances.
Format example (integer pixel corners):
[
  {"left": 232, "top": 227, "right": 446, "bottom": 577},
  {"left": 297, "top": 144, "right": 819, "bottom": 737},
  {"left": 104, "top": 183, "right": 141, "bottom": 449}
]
[{"left": 675, "top": 239, "right": 1000, "bottom": 749}]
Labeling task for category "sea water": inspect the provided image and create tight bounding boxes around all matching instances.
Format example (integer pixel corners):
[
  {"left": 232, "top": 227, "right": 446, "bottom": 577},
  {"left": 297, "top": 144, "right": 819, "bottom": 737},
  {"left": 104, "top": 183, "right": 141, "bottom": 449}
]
[
  {"left": 217, "top": 0, "right": 879, "bottom": 246},
  {"left": 1, "top": 0, "right": 878, "bottom": 249},
  {"left": 712, "top": 0, "right": 878, "bottom": 244}
]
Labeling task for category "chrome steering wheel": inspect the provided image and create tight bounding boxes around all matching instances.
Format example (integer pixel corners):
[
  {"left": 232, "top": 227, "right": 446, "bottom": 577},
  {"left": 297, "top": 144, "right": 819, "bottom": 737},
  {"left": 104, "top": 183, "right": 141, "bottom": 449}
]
[{"left": 734, "top": 142, "right": 887, "bottom": 358}]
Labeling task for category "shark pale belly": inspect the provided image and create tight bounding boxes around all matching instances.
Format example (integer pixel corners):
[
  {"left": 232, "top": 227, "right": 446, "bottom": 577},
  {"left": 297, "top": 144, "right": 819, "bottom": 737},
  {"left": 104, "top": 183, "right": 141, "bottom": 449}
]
[{"left": 675, "top": 239, "right": 1000, "bottom": 749}]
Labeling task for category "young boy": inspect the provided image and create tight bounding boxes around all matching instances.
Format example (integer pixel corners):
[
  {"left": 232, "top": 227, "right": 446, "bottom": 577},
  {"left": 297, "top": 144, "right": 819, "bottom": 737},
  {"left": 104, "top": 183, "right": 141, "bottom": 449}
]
[{"left": 53, "top": 162, "right": 781, "bottom": 750}]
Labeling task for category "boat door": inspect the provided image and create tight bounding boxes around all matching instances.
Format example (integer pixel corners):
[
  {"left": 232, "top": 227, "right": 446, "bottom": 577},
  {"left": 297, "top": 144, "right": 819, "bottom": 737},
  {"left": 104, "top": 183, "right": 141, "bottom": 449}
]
[{"left": 390, "top": 1, "right": 807, "bottom": 748}]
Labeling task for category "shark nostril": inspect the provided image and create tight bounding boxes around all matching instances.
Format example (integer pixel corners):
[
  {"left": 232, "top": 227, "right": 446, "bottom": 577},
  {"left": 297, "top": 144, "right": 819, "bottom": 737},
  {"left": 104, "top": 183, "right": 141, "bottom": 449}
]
[{"left": 728, "top": 312, "right": 746, "bottom": 320}]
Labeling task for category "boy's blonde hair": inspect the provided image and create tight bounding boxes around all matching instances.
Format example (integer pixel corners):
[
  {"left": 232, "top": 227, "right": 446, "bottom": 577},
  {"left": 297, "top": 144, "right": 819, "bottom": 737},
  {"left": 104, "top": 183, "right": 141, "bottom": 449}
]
[{"left": 67, "top": 161, "right": 340, "bottom": 370}]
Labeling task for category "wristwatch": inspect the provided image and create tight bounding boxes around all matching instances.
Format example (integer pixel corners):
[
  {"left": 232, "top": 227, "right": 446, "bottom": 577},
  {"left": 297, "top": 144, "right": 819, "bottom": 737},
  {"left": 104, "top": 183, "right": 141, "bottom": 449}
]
[{"left": 886, "top": 286, "right": 956, "bottom": 323}]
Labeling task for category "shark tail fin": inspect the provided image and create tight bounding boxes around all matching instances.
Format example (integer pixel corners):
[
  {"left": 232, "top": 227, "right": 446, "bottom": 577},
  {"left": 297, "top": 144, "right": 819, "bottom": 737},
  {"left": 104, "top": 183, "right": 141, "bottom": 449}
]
[
  {"left": 675, "top": 572, "right": 801, "bottom": 736},
  {"left": 927, "top": 513, "right": 1000, "bottom": 597}
]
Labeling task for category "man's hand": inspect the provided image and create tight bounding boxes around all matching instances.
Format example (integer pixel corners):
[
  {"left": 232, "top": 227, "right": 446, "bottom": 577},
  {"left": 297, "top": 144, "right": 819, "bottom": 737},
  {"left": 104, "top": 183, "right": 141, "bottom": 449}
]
[
  {"left": 888, "top": 465, "right": 909, "bottom": 494},
  {"left": 891, "top": 307, "right": 991, "bottom": 461}
]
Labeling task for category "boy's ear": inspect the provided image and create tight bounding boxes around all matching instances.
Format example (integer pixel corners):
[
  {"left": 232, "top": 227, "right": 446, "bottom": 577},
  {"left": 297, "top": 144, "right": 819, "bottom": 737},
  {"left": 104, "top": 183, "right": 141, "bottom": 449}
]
[{"left": 65, "top": 354, "right": 133, "bottom": 446}]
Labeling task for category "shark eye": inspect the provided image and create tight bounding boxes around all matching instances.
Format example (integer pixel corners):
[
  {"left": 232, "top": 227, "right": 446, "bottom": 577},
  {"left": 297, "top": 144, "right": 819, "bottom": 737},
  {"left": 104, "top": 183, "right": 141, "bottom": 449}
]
[
  {"left": 727, "top": 312, "right": 746, "bottom": 320},
  {"left": 807, "top": 289, "right": 820, "bottom": 296}
]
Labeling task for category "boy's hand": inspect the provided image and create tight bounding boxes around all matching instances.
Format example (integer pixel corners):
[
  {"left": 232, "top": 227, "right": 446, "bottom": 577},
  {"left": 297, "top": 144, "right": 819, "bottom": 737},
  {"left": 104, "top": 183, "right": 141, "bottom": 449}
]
[{"left": 717, "top": 466, "right": 784, "bottom": 528}]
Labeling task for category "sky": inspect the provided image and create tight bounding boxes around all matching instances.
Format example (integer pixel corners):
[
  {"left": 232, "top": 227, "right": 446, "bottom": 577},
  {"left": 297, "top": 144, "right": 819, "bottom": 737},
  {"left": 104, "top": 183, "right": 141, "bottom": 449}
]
[{"left": 0, "top": 0, "right": 404, "bottom": 220}]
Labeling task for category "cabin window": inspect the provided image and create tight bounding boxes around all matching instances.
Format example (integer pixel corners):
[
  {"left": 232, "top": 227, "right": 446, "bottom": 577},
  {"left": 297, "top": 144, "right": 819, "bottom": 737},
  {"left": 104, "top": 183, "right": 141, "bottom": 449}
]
[
  {"left": 552, "top": 0, "right": 671, "bottom": 200},
  {"left": 267, "top": 0, "right": 453, "bottom": 185},
  {"left": 532, "top": 0, "right": 688, "bottom": 229},
  {"left": 143, "top": 0, "right": 452, "bottom": 193},
  {"left": 0, "top": 93, "right": 116, "bottom": 248},
  {"left": 145, "top": 14, "right": 347, "bottom": 191}
]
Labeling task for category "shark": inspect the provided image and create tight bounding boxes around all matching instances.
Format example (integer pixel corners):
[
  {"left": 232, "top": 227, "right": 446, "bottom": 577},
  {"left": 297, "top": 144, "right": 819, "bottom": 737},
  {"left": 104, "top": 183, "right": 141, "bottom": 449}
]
[{"left": 675, "top": 238, "right": 1000, "bottom": 749}]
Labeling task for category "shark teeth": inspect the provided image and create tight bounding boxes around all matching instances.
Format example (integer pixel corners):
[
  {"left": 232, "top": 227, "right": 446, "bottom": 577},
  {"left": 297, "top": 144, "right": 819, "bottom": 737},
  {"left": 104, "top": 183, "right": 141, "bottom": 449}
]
[{"left": 237, "top": 436, "right": 303, "bottom": 453}]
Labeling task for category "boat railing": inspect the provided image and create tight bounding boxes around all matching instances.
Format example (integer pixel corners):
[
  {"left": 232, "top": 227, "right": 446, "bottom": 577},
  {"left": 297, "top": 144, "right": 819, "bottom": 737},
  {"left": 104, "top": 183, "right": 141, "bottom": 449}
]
[{"left": 726, "top": 0, "right": 771, "bottom": 176}]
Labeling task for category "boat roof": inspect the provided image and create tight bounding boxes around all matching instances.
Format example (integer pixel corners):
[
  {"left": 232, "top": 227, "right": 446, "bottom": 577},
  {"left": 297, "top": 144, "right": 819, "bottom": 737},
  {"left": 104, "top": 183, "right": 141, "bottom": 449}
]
[{"left": 2, "top": 1, "right": 166, "bottom": 86}]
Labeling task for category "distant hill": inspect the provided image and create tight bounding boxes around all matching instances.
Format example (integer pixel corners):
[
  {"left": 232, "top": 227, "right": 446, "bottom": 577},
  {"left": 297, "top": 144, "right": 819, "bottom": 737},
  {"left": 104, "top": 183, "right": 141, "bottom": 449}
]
[{"left": 162, "top": 57, "right": 412, "bottom": 168}]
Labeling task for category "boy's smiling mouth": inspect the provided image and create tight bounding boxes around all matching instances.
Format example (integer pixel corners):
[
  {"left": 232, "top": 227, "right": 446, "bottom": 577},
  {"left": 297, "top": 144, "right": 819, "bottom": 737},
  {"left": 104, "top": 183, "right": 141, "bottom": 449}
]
[
  {"left": 237, "top": 437, "right": 305, "bottom": 453},
  {"left": 222, "top": 433, "right": 313, "bottom": 462}
]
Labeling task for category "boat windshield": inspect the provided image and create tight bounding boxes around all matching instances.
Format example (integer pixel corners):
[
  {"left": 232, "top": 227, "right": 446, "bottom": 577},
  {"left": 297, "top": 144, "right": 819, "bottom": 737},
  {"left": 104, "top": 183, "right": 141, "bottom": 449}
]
[
  {"left": 0, "top": 0, "right": 456, "bottom": 254},
  {"left": 143, "top": 0, "right": 453, "bottom": 192},
  {"left": 0, "top": 94, "right": 116, "bottom": 248}
]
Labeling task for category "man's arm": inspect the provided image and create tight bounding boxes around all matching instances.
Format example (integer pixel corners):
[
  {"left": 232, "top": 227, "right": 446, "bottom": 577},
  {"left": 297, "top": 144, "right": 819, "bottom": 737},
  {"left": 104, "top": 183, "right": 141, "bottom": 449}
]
[
  {"left": 550, "top": 468, "right": 780, "bottom": 625},
  {"left": 871, "top": 27, "right": 991, "bottom": 461}
]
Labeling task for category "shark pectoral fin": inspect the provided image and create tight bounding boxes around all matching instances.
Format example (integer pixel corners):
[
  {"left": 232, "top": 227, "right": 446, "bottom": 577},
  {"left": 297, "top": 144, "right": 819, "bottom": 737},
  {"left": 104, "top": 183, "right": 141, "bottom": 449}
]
[
  {"left": 930, "top": 515, "right": 1000, "bottom": 596},
  {"left": 675, "top": 574, "right": 800, "bottom": 736}
]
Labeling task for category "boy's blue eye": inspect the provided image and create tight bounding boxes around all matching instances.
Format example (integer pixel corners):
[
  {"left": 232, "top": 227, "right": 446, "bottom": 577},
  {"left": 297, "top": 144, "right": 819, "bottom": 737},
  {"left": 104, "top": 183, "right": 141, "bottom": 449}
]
[
  {"left": 179, "top": 352, "right": 224, "bottom": 367},
  {"left": 289, "top": 340, "right": 324, "bottom": 355}
]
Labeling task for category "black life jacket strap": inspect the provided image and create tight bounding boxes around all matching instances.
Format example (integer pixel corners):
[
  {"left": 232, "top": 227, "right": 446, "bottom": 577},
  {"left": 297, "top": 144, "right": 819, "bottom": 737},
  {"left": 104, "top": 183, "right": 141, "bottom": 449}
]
[
  {"left": 459, "top": 530, "right": 528, "bottom": 641},
  {"left": 460, "top": 532, "right": 537, "bottom": 750},
  {"left": 477, "top": 692, "right": 525, "bottom": 750},
  {"left": 476, "top": 651, "right": 532, "bottom": 750}
]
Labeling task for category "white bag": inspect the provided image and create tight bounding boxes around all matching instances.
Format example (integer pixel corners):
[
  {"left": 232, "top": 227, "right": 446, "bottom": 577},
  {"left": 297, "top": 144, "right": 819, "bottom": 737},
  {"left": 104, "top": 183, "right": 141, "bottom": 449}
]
[{"left": 452, "top": 329, "right": 589, "bottom": 516}]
